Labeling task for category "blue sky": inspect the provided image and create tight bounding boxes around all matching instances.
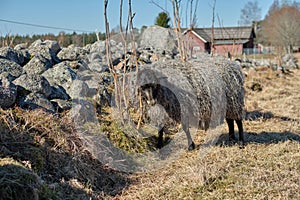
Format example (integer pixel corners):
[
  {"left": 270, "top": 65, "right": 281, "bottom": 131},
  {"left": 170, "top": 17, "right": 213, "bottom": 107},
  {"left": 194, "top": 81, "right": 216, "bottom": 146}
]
[{"left": 0, "top": 0, "right": 274, "bottom": 36}]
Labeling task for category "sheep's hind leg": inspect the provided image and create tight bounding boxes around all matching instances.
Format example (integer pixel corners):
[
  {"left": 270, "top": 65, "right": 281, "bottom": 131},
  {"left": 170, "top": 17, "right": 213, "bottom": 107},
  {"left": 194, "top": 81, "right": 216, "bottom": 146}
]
[
  {"left": 226, "top": 118, "right": 237, "bottom": 141},
  {"left": 236, "top": 119, "right": 245, "bottom": 147}
]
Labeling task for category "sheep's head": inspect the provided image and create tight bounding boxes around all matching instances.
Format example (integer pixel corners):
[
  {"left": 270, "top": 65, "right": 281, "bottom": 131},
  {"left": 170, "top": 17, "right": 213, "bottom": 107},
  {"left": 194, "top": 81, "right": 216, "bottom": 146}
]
[{"left": 140, "top": 83, "right": 158, "bottom": 106}]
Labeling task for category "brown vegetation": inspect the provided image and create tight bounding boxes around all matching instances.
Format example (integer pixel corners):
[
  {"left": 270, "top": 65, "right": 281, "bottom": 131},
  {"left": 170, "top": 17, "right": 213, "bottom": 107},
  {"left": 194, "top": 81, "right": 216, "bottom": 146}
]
[
  {"left": 0, "top": 60, "right": 299, "bottom": 199},
  {"left": 261, "top": 3, "right": 300, "bottom": 53}
]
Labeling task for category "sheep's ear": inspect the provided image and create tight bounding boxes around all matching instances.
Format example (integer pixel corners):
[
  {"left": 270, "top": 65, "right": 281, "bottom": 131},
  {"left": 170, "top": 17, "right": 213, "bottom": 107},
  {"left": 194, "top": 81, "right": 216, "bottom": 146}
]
[
  {"left": 158, "top": 76, "right": 168, "bottom": 85},
  {"left": 158, "top": 76, "right": 168, "bottom": 80}
]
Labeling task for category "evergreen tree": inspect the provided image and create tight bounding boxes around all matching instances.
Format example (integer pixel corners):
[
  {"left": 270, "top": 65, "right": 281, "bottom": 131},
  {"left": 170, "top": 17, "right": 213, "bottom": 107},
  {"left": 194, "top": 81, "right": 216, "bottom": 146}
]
[{"left": 155, "top": 12, "right": 171, "bottom": 28}]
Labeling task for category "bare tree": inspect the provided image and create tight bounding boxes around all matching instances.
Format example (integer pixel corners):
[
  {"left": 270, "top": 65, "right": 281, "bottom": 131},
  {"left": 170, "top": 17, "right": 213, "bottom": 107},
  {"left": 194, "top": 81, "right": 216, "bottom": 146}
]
[
  {"left": 211, "top": 0, "right": 216, "bottom": 56},
  {"left": 171, "top": 0, "right": 187, "bottom": 61},
  {"left": 104, "top": 0, "right": 122, "bottom": 116},
  {"left": 104, "top": 0, "right": 113, "bottom": 71},
  {"left": 239, "top": 1, "right": 262, "bottom": 26},
  {"left": 185, "top": 0, "right": 199, "bottom": 29},
  {"left": 3, "top": 33, "right": 16, "bottom": 47},
  {"left": 104, "top": 0, "right": 141, "bottom": 125},
  {"left": 262, "top": 4, "right": 300, "bottom": 53}
]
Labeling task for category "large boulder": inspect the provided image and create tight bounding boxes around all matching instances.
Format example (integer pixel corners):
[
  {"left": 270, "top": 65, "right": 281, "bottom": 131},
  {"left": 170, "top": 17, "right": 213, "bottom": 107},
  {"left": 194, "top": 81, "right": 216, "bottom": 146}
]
[
  {"left": 0, "top": 77, "right": 17, "bottom": 108},
  {"left": 23, "top": 54, "right": 54, "bottom": 75},
  {"left": 43, "top": 40, "right": 61, "bottom": 54},
  {"left": 14, "top": 43, "right": 31, "bottom": 64},
  {"left": 0, "top": 58, "right": 24, "bottom": 79},
  {"left": 49, "top": 85, "right": 70, "bottom": 100},
  {"left": 29, "top": 39, "right": 60, "bottom": 55},
  {"left": 85, "top": 42, "right": 106, "bottom": 73},
  {"left": 17, "top": 92, "right": 55, "bottom": 112},
  {"left": 140, "top": 25, "right": 178, "bottom": 53},
  {"left": 28, "top": 40, "right": 60, "bottom": 63},
  {"left": 57, "top": 45, "right": 89, "bottom": 61},
  {"left": 0, "top": 47, "right": 25, "bottom": 65},
  {"left": 67, "top": 79, "right": 89, "bottom": 100},
  {"left": 23, "top": 39, "right": 61, "bottom": 75},
  {"left": 88, "top": 40, "right": 106, "bottom": 54},
  {"left": 282, "top": 54, "right": 298, "bottom": 69},
  {"left": 13, "top": 74, "right": 52, "bottom": 98},
  {"left": 42, "top": 61, "right": 77, "bottom": 96},
  {"left": 76, "top": 70, "right": 112, "bottom": 107}
]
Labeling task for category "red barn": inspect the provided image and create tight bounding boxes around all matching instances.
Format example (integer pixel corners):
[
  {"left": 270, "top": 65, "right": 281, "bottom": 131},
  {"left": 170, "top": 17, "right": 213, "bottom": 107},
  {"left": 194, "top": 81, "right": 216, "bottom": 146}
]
[{"left": 183, "top": 26, "right": 256, "bottom": 57}]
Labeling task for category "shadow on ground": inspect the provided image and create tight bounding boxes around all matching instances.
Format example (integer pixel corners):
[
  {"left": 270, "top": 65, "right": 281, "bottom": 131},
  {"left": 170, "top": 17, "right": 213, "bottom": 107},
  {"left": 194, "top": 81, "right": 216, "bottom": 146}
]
[
  {"left": 216, "top": 110, "right": 299, "bottom": 146},
  {"left": 216, "top": 131, "right": 300, "bottom": 148},
  {"left": 245, "top": 110, "right": 296, "bottom": 122}
]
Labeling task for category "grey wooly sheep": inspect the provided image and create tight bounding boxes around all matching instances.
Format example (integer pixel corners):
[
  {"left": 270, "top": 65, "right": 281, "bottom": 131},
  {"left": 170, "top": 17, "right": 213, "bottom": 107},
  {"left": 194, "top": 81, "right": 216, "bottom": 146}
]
[
  {"left": 136, "top": 60, "right": 228, "bottom": 150},
  {"left": 131, "top": 58, "right": 245, "bottom": 150}
]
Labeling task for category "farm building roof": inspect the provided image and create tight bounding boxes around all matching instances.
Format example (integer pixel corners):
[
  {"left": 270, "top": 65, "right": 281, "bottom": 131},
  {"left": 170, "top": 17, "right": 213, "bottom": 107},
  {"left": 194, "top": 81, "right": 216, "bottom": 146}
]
[
  {"left": 184, "top": 26, "right": 254, "bottom": 43},
  {"left": 214, "top": 39, "right": 250, "bottom": 45}
]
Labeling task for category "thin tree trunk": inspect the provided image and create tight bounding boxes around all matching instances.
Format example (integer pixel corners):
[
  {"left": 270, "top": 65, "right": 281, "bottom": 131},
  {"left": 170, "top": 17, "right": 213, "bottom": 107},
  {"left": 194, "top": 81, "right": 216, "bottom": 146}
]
[
  {"left": 172, "top": 0, "right": 186, "bottom": 62},
  {"left": 211, "top": 0, "right": 216, "bottom": 57},
  {"left": 104, "top": 0, "right": 121, "bottom": 114}
]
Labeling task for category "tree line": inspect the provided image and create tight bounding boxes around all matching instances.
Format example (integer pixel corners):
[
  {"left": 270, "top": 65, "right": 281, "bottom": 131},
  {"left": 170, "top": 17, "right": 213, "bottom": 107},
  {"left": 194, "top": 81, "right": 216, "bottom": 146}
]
[{"left": 0, "top": 31, "right": 106, "bottom": 48}]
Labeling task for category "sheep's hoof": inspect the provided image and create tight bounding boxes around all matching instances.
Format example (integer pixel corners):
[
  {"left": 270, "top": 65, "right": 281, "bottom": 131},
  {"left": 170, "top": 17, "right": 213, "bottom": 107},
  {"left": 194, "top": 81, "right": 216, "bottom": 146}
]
[
  {"left": 188, "top": 142, "right": 196, "bottom": 151},
  {"left": 157, "top": 143, "right": 163, "bottom": 149},
  {"left": 239, "top": 141, "right": 245, "bottom": 149}
]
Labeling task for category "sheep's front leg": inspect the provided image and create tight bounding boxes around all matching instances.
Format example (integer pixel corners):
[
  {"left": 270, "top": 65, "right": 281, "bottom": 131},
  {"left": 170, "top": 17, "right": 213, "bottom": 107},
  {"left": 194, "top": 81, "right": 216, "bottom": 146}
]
[
  {"left": 157, "top": 127, "right": 164, "bottom": 148},
  {"left": 182, "top": 123, "right": 195, "bottom": 151},
  {"left": 226, "top": 118, "right": 236, "bottom": 141}
]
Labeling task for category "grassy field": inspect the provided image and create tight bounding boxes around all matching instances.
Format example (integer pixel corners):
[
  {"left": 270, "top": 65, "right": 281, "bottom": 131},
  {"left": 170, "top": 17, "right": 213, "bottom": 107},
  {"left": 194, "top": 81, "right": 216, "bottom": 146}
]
[{"left": 0, "top": 57, "right": 299, "bottom": 199}]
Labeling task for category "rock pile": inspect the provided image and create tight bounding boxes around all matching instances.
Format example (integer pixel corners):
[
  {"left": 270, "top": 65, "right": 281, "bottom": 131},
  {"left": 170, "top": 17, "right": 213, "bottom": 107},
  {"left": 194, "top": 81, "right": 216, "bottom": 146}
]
[
  {"left": 238, "top": 53, "right": 298, "bottom": 70},
  {"left": 1, "top": 25, "right": 298, "bottom": 112},
  {"left": 0, "top": 39, "right": 108, "bottom": 112},
  {"left": 0, "top": 26, "right": 181, "bottom": 111}
]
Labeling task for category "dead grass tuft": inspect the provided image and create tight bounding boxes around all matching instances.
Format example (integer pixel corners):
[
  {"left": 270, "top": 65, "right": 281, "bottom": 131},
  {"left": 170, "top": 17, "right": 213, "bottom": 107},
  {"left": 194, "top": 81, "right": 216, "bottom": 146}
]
[{"left": 0, "top": 108, "right": 129, "bottom": 199}]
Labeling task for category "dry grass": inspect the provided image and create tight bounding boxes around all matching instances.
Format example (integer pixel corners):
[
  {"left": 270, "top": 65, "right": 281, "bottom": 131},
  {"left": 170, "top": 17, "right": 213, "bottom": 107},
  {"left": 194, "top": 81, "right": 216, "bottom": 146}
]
[
  {"left": 118, "top": 141, "right": 299, "bottom": 200},
  {"left": 0, "top": 58, "right": 299, "bottom": 199},
  {"left": 0, "top": 108, "right": 129, "bottom": 199}
]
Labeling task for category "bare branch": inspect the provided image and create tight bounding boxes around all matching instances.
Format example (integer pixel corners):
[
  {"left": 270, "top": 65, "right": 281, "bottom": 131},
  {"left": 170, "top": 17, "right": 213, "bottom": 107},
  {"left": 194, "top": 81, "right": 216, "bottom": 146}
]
[
  {"left": 149, "top": 0, "right": 169, "bottom": 13},
  {"left": 120, "top": 0, "right": 123, "bottom": 33},
  {"left": 211, "top": 0, "right": 216, "bottom": 56},
  {"left": 172, "top": 0, "right": 186, "bottom": 61},
  {"left": 192, "top": 0, "right": 199, "bottom": 27},
  {"left": 104, "top": 0, "right": 112, "bottom": 71}
]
